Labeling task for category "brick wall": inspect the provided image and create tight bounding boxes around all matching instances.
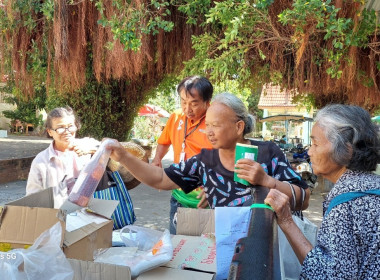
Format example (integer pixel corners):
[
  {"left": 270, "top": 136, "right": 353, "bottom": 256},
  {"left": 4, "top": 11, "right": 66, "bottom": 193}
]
[{"left": 0, "top": 157, "right": 34, "bottom": 184}]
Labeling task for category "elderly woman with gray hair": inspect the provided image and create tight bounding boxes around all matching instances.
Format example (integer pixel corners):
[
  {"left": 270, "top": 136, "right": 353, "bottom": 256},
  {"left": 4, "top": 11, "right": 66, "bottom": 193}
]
[
  {"left": 265, "top": 104, "right": 380, "bottom": 279},
  {"left": 106, "top": 93, "right": 309, "bottom": 210}
]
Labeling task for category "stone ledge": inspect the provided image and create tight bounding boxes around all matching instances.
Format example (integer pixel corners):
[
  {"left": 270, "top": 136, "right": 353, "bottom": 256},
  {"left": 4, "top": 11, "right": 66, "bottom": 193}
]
[{"left": 0, "top": 156, "right": 34, "bottom": 184}]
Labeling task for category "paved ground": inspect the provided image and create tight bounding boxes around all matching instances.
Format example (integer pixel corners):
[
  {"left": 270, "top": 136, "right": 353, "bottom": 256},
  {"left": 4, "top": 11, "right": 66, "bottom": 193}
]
[
  {"left": 0, "top": 134, "right": 324, "bottom": 231},
  {"left": 0, "top": 134, "right": 52, "bottom": 160}
]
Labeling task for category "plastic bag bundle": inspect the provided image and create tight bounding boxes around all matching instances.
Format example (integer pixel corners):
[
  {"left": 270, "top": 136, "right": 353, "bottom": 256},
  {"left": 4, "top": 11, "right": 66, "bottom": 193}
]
[
  {"left": 68, "top": 139, "right": 114, "bottom": 207},
  {"left": 94, "top": 226, "right": 173, "bottom": 278},
  {"left": 0, "top": 222, "right": 73, "bottom": 280},
  {"left": 278, "top": 215, "right": 318, "bottom": 279},
  {"left": 120, "top": 225, "right": 164, "bottom": 251}
]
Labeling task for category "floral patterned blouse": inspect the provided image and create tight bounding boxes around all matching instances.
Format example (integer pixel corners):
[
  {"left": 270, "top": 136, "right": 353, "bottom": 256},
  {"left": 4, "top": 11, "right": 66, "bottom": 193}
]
[
  {"left": 164, "top": 140, "right": 307, "bottom": 208},
  {"left": 300, "top": 170, "right": 380, "bottom": 279}
]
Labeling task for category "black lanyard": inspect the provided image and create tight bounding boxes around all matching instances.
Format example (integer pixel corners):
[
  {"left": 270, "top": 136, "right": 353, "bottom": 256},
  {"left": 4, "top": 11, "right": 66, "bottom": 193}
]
[{"left": 183, "top": 117, "right": 201, "bottom": 143}]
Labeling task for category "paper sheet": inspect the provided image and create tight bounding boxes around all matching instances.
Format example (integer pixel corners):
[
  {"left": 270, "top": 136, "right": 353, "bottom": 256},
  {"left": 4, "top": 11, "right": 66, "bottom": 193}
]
[
  {"left": 215, "top": 207, "right": 251, "bottom": 280},
  {"left": 66, "top": 209, "right": 109, "bottom": 232}
]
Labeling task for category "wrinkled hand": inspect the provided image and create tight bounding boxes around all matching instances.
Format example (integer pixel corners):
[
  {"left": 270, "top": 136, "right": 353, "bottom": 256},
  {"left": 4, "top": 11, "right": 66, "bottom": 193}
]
[
  {"left": 234, "top": 158, "right": 271, "bottom": 187},
  {"left": 196, "top": 189, "right": 209, "bottom": 208},
  {"left": 102, "top": 138, "right": 127, "bottom": 162},
  {"left": 264, "top": 189, "right": 293, "bottom": 226},
  {"left": 151, "top": 158, "right": 162, "bottom": 168}
]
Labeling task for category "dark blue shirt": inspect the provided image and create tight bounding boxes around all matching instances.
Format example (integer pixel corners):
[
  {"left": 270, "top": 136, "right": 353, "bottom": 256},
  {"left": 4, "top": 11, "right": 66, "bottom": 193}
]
[{"left": 165, "top": 140, "right": 308, "bottom": 208}]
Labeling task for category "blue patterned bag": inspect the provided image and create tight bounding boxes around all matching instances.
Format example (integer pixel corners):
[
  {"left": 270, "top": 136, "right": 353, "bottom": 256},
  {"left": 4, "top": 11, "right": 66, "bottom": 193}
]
[{"left": 93, "top": 171, "right": 136, "bottom": 230}]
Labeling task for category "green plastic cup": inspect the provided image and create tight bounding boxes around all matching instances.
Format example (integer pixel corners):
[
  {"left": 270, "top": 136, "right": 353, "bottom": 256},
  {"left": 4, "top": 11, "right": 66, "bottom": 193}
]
[{"left": 234, "top": 143, "right": 258, "bottom": 186}]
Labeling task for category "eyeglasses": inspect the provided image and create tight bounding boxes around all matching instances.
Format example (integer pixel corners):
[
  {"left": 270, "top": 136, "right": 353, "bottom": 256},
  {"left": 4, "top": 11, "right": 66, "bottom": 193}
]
[{"left": 51, "top": 125, "right": 77, "bottom": 135}]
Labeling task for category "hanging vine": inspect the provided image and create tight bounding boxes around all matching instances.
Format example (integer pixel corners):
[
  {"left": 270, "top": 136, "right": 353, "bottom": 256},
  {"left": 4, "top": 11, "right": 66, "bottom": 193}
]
[
  {"left": 0, "top": 0, "right": 379, "bottom": 139},
  {"left": 183, "top": 0, "right": 380, "bottom": 111}
]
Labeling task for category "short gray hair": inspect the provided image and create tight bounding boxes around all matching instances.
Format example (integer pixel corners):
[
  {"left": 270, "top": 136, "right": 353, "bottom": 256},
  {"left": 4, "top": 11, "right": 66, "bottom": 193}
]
[
  {"left": 212, "top": 93, "right": 254, "bottom": 136},
  {"left": 315, "top": 104, "right": 380, "bottom": 171}
]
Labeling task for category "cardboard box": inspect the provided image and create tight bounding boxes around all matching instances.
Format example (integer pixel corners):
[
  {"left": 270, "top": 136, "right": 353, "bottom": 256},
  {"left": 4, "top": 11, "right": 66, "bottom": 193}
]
[
  {"left": 68, "top": 258, "right": 132, "bottom": 280},
  {"left": 1, "top": 188, "right": 117, "bottom": 261},
  {"left": 159, "top": 207, "right": 217, "bottom": 279},
  {"left": 138, "top": 266, "right": 214, "bottom": 280},
  {"left": 1, "top": 191, "right": 218, "bottom": 279},
  {"left": 177, "top": 208, "right": 215, "bottom": 236},
  {"left": 71, "top": 207, "right": 216, "bottom": 280},
  {"left": 68, "top": 259, "right": 214, "bottom": 280},
  {"left": 166, "top": 234, "right": 216, "bottom": 274}
]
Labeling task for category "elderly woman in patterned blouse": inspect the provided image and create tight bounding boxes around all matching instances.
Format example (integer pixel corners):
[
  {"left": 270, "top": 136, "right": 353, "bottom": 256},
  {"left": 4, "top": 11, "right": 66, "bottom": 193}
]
[
  {"left": 106, "top": 93, "right": 310, "bottom": 211},
  {"left": 266, "top": 104, "right": 380, "bottom": 279}
]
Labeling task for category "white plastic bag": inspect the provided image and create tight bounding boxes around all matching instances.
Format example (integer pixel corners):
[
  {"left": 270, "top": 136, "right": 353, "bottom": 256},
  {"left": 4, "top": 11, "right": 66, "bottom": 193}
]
[
  {"left": 0, "top": 222, "right": 73, "bottom": 280},
  {"left": 279, "top": 215, "right": 318, "bottom": 280},
  {"left": 68, "top": 139, "right": 114, "bottom": 207},
  {"left": 94, "top": 226, "right": 173, "bottom": 278},
  {"left": 120, "top": 225, "right": 164, "bottom": 251}
]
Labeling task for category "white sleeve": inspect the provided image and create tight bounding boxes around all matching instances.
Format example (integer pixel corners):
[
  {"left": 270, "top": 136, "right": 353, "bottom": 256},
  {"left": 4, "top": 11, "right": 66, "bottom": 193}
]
[{"left": 26, "top": 160, "right": 45, "bottom": 195}]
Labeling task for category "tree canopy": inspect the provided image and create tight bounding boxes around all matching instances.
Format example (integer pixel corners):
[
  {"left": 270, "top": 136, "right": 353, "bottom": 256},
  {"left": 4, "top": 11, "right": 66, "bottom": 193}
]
[{"left": 0, "top": 0, "right": 379, "bottom": 139}]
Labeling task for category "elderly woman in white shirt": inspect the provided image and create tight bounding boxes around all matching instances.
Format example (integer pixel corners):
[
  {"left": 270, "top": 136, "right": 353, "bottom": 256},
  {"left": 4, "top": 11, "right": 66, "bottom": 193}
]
[{"left": 26, "top": 106, "right": 99, "bottom": 207}]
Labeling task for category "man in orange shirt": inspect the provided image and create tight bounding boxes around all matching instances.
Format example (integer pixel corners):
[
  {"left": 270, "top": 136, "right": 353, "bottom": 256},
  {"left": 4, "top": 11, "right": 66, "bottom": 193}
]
[{"left": 151, "top": 75, "right": 213, "bottom": 234}]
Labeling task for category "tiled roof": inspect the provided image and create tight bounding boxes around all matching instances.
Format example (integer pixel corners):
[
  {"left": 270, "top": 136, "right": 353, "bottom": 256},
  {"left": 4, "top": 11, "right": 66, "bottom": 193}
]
[{"left": 258, "top": 84, "right": 296, "bottom": 109}]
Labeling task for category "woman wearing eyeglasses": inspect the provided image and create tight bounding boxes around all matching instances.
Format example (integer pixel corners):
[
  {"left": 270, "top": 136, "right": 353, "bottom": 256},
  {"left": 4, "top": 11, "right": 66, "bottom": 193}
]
[{"left": 26, "top": 106, "right": 99, "bottom": 207}]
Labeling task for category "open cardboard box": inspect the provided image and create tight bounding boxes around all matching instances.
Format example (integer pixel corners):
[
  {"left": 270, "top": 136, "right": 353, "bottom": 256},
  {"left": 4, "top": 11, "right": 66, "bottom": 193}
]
[
  {"left": 177, "top": 208, "right": 215, "bottom": 236},
  {"left": 0, "top": 188, "right": 117, "bottom": 261},
  {"left": 68, "top": 208, "right": 216, "bottom": 280},
  {"left": 68, "top": 261, "right": 213, "bottom": 280},
  {"left": 159, "top": 207, "right": 216, "bottom": 280},
  {"left": 69, "top": 258, "right": 132, "bottom": 280},
  {"left": 0, "top": 191, "right": 216, "bottom": 279}
]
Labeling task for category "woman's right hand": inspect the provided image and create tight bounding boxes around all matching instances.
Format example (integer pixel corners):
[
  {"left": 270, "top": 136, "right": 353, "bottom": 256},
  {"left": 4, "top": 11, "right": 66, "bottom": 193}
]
[
  {"left": 264, "top": 189, "right": 294, "bottom": 227},
  {"left": 69, "top": 137, "right": 100, "bottom": 156}
]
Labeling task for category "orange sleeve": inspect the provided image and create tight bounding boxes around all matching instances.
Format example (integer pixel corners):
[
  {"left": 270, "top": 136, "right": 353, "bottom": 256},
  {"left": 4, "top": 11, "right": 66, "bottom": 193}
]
[{"left": 157, "top": 112, "right": 176, "bottom": 145}]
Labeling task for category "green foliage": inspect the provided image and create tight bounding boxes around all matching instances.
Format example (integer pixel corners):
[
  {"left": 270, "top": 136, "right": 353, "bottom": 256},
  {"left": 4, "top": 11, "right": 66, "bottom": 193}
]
[
  {"left": 132, "top": 115, "right": 165, "bottom": 142},
  {"left": 373, "top": 106, "right": 380, "bottom": 117},
  {"left": 2, "top": 0, "right": 379, "bottom": 140},
  {"left": 279, "top": 0, "right": 378, "bottom": 80},
  {"left": 1, "top": 0, "right": 45, "bottom": 31},
  {"left": 181, "top": 0, "right": 379, "bottom": 97},
  {"left": 255, "top": 0, "right": 275, "bottom": 10},
  {"left": 145, "top": 75, "right": 179, "bottom": 113},
  {"left": 41, "top": 0, "right": 55, "bottom": 21},
  {"left": 214, "top": 80, "right": 251, "bottom": 107},
  {"left": 176, "top": 0, "right": 212, "bottom": 25},
  {"left": 2, "top": 86, "right": 44, "bottom": 128},
  {"left": 129, "top": 76, "right": 178, "bottom": 142},
  {"left": 67, "top": 79, "right": 135, "bottom": 141},
  {"left": 292, "top": 92, "right": 316, "bottom": 113},
  {"left": 95, "top": 0, "right": 174, "bottom": 51},
  {"left": 182, "top": 0, "right": 272, "bottom": 89},
  {"left": 132, "top": 77, "right": 178, "bottom": 141},
  {"left": 147, "top": 90, "right": 177, "bottom": 113}
]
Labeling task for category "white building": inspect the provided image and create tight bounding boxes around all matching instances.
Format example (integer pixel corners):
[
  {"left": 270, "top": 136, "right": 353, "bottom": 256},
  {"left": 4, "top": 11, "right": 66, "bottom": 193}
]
[{"left": 258, "top": 84, "right": 314, "bottom": 146}]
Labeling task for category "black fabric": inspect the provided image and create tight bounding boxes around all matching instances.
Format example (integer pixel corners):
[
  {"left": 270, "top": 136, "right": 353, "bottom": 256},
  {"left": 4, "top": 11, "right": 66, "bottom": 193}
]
[{"left": 95, "top": 167, "right": 116, "bottom": 191}]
